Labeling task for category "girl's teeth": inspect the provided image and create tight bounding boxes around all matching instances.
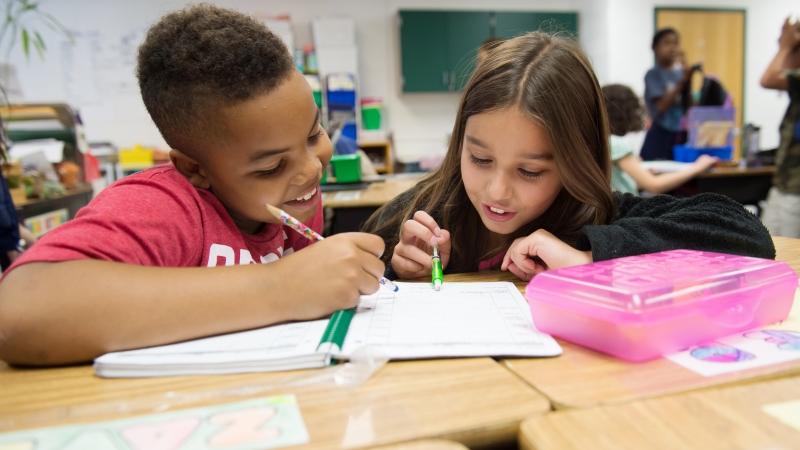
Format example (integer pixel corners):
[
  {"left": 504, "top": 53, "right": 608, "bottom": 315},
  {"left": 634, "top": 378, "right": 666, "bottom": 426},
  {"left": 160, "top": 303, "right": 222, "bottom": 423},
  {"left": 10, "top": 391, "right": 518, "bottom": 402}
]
[
  {"left": 490, "top": 207, "right": 506, "bottom": 214},
  {"left": 294, "top": 187, "right": 317, "bottom": 202}
]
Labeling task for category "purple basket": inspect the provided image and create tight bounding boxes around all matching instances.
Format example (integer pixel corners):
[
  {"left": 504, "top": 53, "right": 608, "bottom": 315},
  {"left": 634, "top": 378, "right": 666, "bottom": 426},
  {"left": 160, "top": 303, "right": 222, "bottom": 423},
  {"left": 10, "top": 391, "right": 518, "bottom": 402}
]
[{"left": 687, "top": 106, "right": 735, "bottom": 148}]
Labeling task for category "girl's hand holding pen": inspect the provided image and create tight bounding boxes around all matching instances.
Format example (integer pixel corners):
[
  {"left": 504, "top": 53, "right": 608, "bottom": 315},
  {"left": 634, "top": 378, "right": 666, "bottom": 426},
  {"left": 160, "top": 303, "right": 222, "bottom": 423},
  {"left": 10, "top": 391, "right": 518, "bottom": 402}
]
[
  {"left": 501, "top": 229, "right": 592, "bottom": 282},
  {"left": 392, "top": 211, "right": 451, "bottom": 279}
]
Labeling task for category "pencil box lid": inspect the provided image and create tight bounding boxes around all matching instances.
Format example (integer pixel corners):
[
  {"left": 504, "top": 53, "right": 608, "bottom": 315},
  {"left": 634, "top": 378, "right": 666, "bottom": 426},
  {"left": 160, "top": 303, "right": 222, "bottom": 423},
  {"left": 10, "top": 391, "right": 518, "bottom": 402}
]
[{"left": 525, "top": 250, "right": 797, "bottom": 326}]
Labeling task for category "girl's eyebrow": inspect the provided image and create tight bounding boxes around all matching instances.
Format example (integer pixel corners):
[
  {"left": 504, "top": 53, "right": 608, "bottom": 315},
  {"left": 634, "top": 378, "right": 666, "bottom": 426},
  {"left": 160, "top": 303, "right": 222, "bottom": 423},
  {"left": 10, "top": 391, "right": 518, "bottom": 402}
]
[
  {"left": 522, "top": 153, "right": 553, "bottom": 160},
  {"left": 465, "top": 135, "right": 489, "bottom": 149},
  {"left": 466, "top": 135, "right": 552, "bottom": 160}
]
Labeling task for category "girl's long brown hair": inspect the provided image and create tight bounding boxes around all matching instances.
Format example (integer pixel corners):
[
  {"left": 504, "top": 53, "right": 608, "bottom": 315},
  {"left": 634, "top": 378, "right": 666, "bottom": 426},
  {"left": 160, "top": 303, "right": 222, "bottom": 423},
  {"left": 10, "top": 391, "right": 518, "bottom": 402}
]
[{"left": 363, "top": 32, "right": 615, "bottom": 272}]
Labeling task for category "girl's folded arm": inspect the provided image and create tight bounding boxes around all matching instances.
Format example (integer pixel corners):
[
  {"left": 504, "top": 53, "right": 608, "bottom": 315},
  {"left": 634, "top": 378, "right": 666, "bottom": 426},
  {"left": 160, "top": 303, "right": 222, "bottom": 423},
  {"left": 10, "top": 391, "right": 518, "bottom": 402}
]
[{"left": 577, "top": 192, "right": 775, "bottom": 261}]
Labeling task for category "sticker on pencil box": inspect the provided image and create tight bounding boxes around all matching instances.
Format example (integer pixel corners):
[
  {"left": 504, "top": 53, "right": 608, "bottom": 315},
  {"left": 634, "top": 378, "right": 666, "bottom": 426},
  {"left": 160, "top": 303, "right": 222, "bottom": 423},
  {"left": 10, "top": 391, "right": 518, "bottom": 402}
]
[{"left": 667, "top": 328, "right": 800, "bottom": 376}]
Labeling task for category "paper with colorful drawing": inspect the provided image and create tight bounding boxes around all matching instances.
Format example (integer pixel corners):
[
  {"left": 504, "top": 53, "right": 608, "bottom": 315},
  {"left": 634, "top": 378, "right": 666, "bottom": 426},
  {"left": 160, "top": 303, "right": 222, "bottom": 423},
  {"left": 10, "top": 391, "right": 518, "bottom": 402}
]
[
  {"left": 666, "top": 290, "right": 800, "bottom": 376},
  {"left": 0, "top": 395, "right": 308, "bottom": 450}
]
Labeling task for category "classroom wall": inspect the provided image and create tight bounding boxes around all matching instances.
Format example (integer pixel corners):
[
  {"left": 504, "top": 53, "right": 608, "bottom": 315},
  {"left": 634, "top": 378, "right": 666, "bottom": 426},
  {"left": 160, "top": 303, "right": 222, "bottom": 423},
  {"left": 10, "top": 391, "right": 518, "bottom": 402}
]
[
  {"left": 6, "top": 0, "right": 604, "bottom": 161},
  {"left": 604, "top": 0, "right": 797, "bottom": 150},
  {"left": 6, "top": 0, "right": 795, "bottom": 159}
]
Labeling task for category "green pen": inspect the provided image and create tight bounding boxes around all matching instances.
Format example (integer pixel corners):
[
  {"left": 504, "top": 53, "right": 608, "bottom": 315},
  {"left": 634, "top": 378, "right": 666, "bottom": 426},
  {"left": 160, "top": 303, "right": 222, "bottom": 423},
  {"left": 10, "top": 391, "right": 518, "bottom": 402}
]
[
  {"left": 432, "top": 245, "right": 443, "bottom": 291},
  {"left": 317, "top": 306, "right": 357, "bottom": 365}
]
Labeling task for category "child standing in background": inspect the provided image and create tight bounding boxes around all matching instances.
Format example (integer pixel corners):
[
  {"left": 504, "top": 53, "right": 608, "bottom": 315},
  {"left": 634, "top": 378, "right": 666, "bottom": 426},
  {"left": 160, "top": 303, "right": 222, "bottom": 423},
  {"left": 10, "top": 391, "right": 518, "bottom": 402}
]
[
  {"left": 640, "top": 28, "right": 701, "bottom": 160},
  {"left": 602, "top": 84, "right": 718, "bottom": 195},
  {"left": 760, "top": 17, "right": 800, "bottom": 238},
  {"left": 363, "top": 32, "right": 773, "bottom": 282},
  {"left": 0, "top": 5, "right": 385, "bottom": 366}
]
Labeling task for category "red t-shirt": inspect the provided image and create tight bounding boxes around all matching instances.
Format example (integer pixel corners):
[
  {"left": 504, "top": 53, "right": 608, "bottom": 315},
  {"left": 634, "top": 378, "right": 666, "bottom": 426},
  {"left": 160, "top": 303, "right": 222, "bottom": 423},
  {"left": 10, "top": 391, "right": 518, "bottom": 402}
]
[{"left": 7, "top": 165, "right": 322, "bottom": 272}]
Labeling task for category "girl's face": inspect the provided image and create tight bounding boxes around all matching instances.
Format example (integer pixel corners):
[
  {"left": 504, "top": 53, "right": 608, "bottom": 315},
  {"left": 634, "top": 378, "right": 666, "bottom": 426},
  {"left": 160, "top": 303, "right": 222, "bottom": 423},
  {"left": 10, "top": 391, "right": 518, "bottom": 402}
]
[
  {"left": 654, "top": 33, "right": 679, "bottom": 66},
  {"left": 460, "top": 108, "right": 564, "bottom": 236}
]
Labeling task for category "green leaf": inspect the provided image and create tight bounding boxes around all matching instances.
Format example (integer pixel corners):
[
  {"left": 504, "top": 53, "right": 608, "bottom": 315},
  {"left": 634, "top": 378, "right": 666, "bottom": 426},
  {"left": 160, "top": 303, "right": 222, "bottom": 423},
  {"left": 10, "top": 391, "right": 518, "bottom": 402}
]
[
  {"left": 33, "top": 29, "right": 44, "bottom": 50},
  {"left": 38, "top": 10, "right": 73, "bottom": 43},
  {"left": 7, "top": 20, "right": 20, "bottom": 60},
  {"left": 32, "top": 31, "right": 44, "bottom": 59},
  {"left": 21, "top": 27, "right": 28, "bottom": 57}
]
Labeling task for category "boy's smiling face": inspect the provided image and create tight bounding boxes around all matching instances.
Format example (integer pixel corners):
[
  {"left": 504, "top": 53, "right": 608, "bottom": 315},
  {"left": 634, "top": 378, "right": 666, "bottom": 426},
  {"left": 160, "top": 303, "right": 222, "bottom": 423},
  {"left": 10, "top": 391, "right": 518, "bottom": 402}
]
[{"left": 187, "top": 70, "right": 332, "bottom": 234}]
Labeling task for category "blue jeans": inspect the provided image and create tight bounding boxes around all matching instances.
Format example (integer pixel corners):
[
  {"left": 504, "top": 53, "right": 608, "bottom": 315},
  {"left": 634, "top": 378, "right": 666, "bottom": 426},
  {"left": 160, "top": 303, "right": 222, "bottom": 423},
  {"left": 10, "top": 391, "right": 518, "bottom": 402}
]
[{"left": 640, "top": 123, "right": 684, "bottom": 161}]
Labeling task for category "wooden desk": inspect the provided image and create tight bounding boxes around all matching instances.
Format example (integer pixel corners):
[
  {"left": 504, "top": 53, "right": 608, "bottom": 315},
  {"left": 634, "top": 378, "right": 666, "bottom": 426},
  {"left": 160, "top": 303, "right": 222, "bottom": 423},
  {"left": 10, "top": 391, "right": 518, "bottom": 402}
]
[
  {"left": 444, "top": 237, "right": 800, "bottom": 409},
  {"left": 322, "top": 176, "right": 422, "bottom": 234},
  {"left": 684, "top": 165, "right": 775, "bottom": 206},
  {"left": 698, "top": 165, "right": 776, "bottom": 178},
  {"left": 378, "top": 439, "right": 468, "bottom": 449},
  {"left": 519, "top": 376, "right": 800, "bottom": 450},
  {"left": 322, "top": 177, "right": 421, "bottom": 209},
  {"left": 495, "top": 236, "right": 800, "bottom": 409},
  {"left": 0, "top": 358, "right": 549, "bottom": 449}
]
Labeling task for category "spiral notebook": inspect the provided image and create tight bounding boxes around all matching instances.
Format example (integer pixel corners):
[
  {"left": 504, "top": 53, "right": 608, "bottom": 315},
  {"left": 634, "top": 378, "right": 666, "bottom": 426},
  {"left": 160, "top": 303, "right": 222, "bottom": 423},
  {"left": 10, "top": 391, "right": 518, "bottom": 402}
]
[{"left": 94, "top": 282, "right": 562, "bottom": 378}]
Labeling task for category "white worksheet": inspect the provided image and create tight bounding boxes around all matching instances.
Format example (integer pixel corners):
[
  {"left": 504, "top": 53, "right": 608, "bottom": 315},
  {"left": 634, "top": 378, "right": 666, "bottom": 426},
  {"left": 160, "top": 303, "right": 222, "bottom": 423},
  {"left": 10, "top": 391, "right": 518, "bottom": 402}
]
[
  {"left": 94, "top": 282, "right": 562, "bottom": 377},
  {"left": 338, "top": 282, "right": 562, "bottom": 358}
]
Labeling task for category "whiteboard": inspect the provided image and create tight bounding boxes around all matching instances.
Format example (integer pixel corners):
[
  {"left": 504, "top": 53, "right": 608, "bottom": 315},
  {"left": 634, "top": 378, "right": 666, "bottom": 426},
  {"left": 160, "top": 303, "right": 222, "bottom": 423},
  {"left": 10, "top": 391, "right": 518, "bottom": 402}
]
[{"left": 41, "top": 26, "right": 168, "bottom": 149}]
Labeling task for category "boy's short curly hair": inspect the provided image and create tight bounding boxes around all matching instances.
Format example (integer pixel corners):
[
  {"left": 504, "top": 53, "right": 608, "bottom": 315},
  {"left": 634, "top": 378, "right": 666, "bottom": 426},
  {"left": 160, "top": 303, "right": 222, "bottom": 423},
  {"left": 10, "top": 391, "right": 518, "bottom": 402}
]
[
  {"left": 602, "top": 84, "right": 644, "bottom": 137},
  {"left": 137, "top": 4, "right": 294, "bottom": 153}
]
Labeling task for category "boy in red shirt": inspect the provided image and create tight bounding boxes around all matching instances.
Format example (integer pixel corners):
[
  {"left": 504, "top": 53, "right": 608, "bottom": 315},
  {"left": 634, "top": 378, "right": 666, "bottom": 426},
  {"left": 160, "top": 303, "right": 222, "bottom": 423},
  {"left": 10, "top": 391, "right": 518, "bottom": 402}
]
[{"left": 0, "top": 5, "right": 385, "bottom": 366}]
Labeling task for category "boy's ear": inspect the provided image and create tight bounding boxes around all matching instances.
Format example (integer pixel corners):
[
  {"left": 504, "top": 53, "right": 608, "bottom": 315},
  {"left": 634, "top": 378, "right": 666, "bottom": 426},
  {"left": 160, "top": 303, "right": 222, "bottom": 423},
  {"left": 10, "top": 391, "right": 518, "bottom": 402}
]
[{"left": 170, "top": 149, "right": 211, "bottom": 190}]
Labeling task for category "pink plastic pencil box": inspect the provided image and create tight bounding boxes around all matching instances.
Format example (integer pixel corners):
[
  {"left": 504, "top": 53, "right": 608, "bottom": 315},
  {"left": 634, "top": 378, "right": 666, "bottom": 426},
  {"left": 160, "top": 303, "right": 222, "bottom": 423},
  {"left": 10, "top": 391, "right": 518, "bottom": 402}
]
[{"left": 525, "top": 250, "right": 798, "bottom": 362}]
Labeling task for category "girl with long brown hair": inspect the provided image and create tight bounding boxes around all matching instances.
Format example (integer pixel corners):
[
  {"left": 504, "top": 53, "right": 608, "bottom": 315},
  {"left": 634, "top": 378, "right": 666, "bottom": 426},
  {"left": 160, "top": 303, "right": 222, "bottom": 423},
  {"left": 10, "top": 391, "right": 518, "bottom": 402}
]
[{"left": 363, "top": 32, "right": 774, "bottom": 281}]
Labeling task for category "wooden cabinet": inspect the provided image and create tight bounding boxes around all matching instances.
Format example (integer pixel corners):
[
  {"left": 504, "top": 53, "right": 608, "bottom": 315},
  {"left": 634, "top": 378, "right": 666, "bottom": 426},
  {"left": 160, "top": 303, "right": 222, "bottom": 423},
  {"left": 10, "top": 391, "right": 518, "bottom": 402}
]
[
  {"left": 445, "top": 11, "right": 492, "bottom": 91},
  {"left": 399, "top": 10, "right": 578, "bottom": 93},
  {"left": 359, "top": 141, "right": 394, "bottom": 174},
  {"left": 494, "top": 12, "right": 578, "bottom": 39},
  {"left": 399, "top": 11, "right": 490, "bottom": 92}
]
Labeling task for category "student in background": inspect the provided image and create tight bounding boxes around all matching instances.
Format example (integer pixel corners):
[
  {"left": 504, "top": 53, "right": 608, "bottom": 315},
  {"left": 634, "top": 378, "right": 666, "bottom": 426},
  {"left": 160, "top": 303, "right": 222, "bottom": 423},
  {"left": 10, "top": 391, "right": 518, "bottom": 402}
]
[
  {"left": 0, "top": 123, "right": 20, "bottom": 272},
  {"left": 362, "top": 32, "right": 773, "bottom": 282},
  {"left": 0, "top": 169, "right": 20, "bottom": 271},
  {"left": 0, "top": 5, "right": 385, "bottom": 366},
  {"left": 640, "top": 28, "right": 701, "bottom": 160},
  {"left": 760, "top": 17, "right": 800, "bottom": 238},
  {"left": 602, "top": 84, "right": 718, "bottom": 195}
]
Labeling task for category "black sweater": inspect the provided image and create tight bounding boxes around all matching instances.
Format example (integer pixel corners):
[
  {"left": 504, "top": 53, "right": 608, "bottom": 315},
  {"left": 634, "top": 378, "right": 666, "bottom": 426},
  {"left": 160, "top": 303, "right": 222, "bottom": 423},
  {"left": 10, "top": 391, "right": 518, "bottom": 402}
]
[{"left": 367, "top": 189, "right": 776, "bottom": 280}]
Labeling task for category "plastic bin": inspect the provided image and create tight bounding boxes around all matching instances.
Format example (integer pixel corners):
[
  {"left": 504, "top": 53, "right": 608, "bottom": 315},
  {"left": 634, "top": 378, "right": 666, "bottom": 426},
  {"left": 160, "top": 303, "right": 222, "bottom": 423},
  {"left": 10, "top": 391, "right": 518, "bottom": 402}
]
[
  {"left": 118, "top": 144, "right": 154, "bottom": 171},
  {"left": 673, "top": 144, "right": 732, "bottom": 162},
  {"left": 525, "top": 250, "right": 797, "bottom": 362},
  {"left": 687, "top": 106, "right": 735, "bottom": 148},
  {"left": 330, "top": 154, "right": 361, "bottom": 183},
  {"left": 361, "top": 97, "right": 383, "bottom": 130}
]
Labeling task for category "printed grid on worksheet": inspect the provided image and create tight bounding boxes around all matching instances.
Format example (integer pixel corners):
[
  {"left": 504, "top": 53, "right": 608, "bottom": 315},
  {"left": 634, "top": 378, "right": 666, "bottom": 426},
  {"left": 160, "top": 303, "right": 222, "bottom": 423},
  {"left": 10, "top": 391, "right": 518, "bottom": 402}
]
[{"left": 345, "top": 282, "right": 542, "bottom": 349}]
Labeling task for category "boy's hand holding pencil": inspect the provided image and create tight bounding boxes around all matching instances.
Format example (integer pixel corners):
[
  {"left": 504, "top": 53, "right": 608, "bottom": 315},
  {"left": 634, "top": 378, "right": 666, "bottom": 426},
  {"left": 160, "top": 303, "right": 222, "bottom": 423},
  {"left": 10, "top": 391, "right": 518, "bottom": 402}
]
[
  {"left": 392, "top": 211, "right": 451, "bottom": 280},
  {"left": 265, "top": 205, "right": 387, "bottom": 317}
]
